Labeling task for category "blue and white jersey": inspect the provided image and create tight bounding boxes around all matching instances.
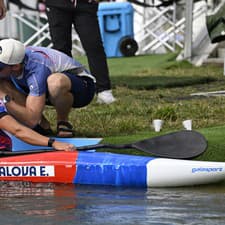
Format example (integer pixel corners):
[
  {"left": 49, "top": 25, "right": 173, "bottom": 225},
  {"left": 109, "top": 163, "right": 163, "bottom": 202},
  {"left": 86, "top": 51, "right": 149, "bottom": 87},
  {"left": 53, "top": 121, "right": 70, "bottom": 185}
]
[{"left": 11, "top": 46, "right": 95, "bottom": 96}]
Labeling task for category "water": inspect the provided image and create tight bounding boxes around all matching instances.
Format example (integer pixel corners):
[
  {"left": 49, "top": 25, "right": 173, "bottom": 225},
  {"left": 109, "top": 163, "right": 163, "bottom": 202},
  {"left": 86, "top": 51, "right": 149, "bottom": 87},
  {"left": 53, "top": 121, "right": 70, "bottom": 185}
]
[{"left": 0, "top": 182, "right": 225, "bottom": 225}]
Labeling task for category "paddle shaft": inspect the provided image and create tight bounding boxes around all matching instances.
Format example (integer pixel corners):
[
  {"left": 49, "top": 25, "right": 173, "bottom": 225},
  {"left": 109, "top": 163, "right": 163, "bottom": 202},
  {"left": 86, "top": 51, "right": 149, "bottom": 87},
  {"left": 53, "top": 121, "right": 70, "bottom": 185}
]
[
  {"left": 76, "top": 143, "right": 133, "bottom": 151},
  {"left": 0, "top": 144, "right": 133, "bottom": 156}
]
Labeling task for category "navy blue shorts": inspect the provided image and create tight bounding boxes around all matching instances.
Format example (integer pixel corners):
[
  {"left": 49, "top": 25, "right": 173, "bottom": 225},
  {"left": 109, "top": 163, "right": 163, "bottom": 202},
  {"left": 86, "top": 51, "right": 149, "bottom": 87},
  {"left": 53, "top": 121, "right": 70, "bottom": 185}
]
[
  {"left": 63, "top": 72, "right": 96, "bottom": 108},
  {"left": 11, "top": 71, "right": 95, "bottom": 108}
]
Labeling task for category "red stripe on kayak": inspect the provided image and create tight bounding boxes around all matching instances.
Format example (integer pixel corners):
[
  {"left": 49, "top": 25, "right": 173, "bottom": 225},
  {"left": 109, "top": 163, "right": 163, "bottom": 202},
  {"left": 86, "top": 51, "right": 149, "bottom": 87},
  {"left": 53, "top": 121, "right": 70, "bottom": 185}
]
[{"left": 0, "top": 151, "right": 78, "bottom": 183}]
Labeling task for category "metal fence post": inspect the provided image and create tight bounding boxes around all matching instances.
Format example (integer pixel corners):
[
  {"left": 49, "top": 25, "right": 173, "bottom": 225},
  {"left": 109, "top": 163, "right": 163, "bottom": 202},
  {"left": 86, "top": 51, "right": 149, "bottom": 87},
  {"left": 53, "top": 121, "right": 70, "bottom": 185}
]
[{"left": 184, "top": 0, "right": 193, "bottom": 60}]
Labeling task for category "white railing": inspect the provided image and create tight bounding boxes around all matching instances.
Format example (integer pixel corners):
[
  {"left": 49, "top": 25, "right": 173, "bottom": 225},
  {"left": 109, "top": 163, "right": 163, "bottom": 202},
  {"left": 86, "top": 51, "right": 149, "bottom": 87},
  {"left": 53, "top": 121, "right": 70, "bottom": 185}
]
[
  {"left": 134, "top": 0, "right": 210, "bottom": 55},
  {"left": 2, "top": 0, "right": 224, "bottom": 59}
]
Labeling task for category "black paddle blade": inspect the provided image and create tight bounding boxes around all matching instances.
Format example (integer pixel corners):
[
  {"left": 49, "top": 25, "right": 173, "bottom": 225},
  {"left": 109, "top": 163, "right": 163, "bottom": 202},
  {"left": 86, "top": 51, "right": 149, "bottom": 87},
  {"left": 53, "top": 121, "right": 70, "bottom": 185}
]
[{"left": 131, "top": 130, "right": 207, "bottom": 159}]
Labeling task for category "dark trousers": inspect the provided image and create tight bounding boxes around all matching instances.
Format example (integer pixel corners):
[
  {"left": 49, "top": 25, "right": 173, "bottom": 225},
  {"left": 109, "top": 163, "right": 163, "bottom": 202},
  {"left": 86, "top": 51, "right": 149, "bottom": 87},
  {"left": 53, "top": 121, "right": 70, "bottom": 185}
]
[{"left": 46, "top": 2, "right": 112, "bottom": 93}]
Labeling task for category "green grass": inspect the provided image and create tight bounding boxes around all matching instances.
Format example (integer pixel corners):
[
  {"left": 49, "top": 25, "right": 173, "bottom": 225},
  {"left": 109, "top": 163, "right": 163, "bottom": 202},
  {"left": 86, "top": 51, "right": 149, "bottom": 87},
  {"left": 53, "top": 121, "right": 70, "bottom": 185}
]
[
  {"left": 97, "top": 126, "right": 225, "bottom": 162},
  {"left": 45, "top": 53, "right": 225, "bottom": 161},
  {"left": 198, "top": 126, "right": 225, "bottom": 162}
]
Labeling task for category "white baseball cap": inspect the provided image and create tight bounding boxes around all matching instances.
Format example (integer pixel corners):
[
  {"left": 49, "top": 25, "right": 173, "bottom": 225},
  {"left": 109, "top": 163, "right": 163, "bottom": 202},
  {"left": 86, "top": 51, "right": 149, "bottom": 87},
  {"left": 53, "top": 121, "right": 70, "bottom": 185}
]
[{"left": 0, "top": 39, "right": 25, "bottom": 69}]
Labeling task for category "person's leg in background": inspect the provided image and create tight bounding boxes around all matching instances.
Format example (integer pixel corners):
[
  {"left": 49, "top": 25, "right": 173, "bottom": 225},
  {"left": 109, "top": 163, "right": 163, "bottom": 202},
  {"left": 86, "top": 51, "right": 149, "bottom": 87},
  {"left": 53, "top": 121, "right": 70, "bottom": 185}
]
[
  {"left": 73, "top": 1, "right": 116, "bottom": 104},
  {"left": 46, "top": 6, "right": 73, "bottom": 56}
]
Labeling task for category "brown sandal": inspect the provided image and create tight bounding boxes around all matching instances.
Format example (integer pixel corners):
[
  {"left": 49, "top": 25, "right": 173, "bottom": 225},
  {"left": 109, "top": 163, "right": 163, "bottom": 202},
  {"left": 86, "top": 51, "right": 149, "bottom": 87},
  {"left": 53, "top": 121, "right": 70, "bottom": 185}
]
[{"left": 56, "top": 121, "right": 75, "bottom": 138}]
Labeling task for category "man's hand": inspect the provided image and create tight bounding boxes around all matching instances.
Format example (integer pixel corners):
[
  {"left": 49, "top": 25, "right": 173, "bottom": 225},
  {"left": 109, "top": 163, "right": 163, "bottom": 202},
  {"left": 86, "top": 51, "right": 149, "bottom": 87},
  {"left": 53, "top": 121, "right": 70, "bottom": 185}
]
[{"left": 53, "top": 141, "right": 76, "bottom": 151}]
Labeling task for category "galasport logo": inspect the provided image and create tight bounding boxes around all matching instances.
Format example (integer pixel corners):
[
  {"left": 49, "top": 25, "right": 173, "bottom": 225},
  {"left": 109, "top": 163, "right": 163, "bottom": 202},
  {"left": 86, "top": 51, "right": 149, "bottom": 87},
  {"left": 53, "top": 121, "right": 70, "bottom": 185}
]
[
  {"left": 192, "top": 167, "right": 223, "bottom": 173},
  {"left": 0, "top": 165, "right": 55, "bottom": 177}
]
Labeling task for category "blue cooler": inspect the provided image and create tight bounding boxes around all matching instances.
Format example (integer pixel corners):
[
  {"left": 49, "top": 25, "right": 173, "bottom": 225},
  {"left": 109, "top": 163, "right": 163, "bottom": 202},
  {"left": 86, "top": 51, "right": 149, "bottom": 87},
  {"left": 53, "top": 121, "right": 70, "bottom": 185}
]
[{"left": 98, "top": 2, "right": 138, "bottom": 57}]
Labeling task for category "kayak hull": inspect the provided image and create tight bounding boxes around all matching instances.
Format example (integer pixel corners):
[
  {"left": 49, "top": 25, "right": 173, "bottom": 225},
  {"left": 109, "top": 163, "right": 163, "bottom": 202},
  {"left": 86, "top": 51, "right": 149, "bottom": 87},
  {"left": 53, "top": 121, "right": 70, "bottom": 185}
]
[{"left": 0, "top": 151, "right": 225, "bottom": 187}]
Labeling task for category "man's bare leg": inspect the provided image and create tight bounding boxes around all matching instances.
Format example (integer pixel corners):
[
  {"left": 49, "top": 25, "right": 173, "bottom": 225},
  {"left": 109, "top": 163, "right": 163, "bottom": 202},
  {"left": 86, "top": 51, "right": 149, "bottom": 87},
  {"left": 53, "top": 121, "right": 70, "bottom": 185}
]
[{"left": 47, "top": 73, "right": 74, "bottom": 137}]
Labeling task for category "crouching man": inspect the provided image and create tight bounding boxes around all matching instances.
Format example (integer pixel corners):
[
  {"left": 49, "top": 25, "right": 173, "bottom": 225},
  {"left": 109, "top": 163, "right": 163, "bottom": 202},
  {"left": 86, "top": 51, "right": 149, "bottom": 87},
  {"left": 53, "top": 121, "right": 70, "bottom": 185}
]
[{"left": 0, "top": 39, "right": 96, "bottom": 137}]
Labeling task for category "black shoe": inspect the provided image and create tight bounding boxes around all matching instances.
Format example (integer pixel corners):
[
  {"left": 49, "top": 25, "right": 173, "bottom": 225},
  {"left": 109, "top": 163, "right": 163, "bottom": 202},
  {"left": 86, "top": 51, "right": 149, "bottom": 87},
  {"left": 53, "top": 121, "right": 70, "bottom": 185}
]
[{"left": 33, "top": 124, "right": 53, "bottom": 136}]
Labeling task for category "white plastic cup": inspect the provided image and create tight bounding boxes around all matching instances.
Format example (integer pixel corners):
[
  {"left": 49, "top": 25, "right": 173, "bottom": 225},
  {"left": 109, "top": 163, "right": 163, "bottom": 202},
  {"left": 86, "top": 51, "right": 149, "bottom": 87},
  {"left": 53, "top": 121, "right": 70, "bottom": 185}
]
[
  {"left": 152, "top": 119, "right": 163, "bottom": 132},
  {"left": 182, "top": 120, "right": 192, "bottom": 130}
]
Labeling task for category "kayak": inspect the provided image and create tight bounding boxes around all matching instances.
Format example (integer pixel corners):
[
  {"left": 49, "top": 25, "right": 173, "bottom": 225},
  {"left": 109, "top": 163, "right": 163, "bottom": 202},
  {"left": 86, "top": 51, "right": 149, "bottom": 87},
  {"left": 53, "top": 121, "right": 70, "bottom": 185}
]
[
  {"left": 0, "top": 136, "right": 224, "bottom": 187},
  {"left": 0, "top": 151, "right": 225, "bottom": 187}
]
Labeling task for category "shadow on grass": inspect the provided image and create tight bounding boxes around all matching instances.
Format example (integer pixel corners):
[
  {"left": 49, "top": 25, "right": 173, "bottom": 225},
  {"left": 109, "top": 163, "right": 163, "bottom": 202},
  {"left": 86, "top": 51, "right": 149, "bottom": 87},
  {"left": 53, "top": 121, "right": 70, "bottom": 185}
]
[{"left": 112, "top": 75, "right": 217, "bottom": 90}]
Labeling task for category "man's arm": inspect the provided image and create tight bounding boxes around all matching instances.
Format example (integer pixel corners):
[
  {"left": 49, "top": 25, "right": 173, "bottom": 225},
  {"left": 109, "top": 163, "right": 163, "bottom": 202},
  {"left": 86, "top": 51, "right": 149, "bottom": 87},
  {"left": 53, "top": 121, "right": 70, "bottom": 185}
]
[
  {"left": 0, "top": 114, "right": 76, "bottom": 151},
  {"left": 5, "top": 94, "right": 46, "bottom": 128}
]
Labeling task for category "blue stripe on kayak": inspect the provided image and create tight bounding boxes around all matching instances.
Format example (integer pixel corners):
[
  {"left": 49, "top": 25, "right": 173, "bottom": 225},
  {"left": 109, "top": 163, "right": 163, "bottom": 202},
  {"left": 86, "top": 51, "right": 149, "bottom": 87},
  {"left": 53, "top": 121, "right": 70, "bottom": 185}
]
[{"left": 74, "top": 152, "right": 155, "bottom": 187}]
